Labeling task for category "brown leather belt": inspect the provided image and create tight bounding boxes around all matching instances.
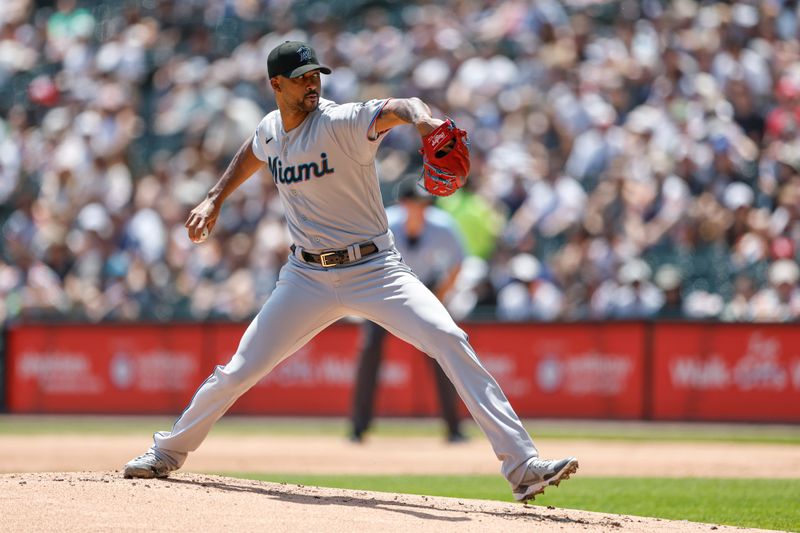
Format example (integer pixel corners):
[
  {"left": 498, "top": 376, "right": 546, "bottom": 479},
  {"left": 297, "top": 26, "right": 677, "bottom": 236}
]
[{"left": 292, "top": 241, "right": 379, "bottom": 267}]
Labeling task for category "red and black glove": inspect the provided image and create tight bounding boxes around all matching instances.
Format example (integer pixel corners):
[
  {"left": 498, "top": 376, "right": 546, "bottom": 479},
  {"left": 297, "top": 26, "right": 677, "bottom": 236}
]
[{"left": 419, "top": 119, "right": 470, "bottom": 197}]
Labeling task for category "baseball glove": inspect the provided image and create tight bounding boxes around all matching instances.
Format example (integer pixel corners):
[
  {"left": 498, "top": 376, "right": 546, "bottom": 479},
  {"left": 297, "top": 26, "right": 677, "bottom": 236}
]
[{"left": 419, "top": 119, "right": 470, "bottom": 197}]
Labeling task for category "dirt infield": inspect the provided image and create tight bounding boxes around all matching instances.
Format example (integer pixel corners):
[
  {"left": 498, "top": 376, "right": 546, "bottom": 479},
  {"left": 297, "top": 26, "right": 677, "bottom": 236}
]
[
  {"left": 0, "top": 471, "right": 779, "bottom": 533},
  {"left": 1, "top": 434, "right": 798, "bottom": 478},
  {"left": 0, "top": 433, "right": 797, "bottom": 532}
]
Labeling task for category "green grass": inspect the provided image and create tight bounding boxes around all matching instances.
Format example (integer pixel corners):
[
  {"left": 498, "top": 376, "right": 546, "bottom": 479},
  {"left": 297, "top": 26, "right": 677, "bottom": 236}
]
[
  {"left": 225, "top": 473, "right": 800, "bottom": 532},
  {"left": 1, "top": 415, "right": 797, "bottom": 529},
  {"left": 1, "top": 415, "right": 800, "bottom": 444},
  {"left": 0, "top": 416, "right": 176, "bottom": 435}
]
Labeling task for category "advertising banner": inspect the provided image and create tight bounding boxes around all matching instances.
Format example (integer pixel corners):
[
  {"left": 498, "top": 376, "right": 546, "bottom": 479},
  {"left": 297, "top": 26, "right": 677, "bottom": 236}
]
[
  {"left": 7, "top": 324, "right": 207, "bottom": 413},
  {"left": 5, "top": 321, "right": 645, "bottom": 417},
  {"left": 10, "top": 321, "right": 798, "bottom": 421},
  {"left": 5, "top": 322, "right": 442, "bottom": 416},
  {"left": 652, "top": 324, "right": 800, "bottom": 422},
  {"left": 464, "top": 323, "right": 646, "bottom": 419}
]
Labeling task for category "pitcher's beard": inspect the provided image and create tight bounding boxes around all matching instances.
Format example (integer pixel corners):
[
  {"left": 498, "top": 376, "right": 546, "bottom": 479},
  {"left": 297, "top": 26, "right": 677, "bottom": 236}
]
[{"left": 297, "top": 93, "right": 319, "bottom": 113}]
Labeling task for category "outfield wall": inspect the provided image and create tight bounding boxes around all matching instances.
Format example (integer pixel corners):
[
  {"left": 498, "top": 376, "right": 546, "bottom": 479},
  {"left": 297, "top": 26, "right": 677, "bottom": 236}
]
[{"left": 4, "top": 321, "right": 800, "bottom": 422}]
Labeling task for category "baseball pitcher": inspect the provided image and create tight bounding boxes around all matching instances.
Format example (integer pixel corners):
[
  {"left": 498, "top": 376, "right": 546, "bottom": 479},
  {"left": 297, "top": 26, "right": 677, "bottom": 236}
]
[{"left": 123, "top": 41, "right": 578, "bottom": 503}]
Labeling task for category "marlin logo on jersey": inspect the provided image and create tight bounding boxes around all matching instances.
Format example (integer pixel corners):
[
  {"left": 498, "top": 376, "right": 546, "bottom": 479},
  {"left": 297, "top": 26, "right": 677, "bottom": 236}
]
[{"left": 268, "top": 153, "right": 335, "bottom": 184}]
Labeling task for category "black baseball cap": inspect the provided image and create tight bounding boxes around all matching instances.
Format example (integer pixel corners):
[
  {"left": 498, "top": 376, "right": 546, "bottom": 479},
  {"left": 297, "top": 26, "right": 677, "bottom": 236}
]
[
  {"left": 267, "top": 41, "right": 332, "bottom": 79},
  {"left": 396, "top": 174, "right": 433, "bottom": 203}
]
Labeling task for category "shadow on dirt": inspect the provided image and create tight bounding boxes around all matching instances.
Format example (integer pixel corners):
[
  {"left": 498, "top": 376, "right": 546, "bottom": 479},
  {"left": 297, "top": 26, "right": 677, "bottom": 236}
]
[{"left": 162, "top": 474, "right": 591, "bottom": 527}]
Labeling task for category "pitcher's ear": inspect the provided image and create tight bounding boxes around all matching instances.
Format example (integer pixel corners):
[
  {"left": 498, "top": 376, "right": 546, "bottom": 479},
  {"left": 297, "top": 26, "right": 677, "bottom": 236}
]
[{"left": 270, "top": 77, "right": 281, "bottom": 92}]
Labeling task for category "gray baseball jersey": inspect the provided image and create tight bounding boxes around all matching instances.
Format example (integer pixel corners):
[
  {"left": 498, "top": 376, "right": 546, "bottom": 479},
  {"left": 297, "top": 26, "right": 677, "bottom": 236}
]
[
  {"left": 387, "top": 204, "right": 466, "bottom": 287},
  {"left": 251, "top": 97, "right": 389, "bottom": 252},
  {"left": 147, "top": 97, "right": 541, "bottom": 492}
]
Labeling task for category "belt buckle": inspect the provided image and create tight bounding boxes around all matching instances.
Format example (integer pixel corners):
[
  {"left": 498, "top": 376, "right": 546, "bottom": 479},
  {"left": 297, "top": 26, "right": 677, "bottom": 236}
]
[{"left": 319, "top": 251, "right": 338, "bottom": 267}]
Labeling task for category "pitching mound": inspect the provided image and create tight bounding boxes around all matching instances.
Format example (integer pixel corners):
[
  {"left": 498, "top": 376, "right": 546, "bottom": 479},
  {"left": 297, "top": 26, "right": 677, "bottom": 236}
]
[{"left": 0, "top": 472, "right": 772, "bottom": 532}]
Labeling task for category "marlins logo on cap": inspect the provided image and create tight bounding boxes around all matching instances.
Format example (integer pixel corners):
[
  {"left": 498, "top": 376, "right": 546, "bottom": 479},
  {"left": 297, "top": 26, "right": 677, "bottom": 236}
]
[
  {"left": 297, "top": 45, "right": 312, "bottom": 62},
  {"left": 267, "top": 41, "right": 332, "bottom": 79}
]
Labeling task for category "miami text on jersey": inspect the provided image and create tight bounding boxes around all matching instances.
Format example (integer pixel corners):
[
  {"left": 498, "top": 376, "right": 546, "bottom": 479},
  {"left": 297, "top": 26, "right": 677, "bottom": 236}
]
[{"left": 268, "top": 153, "right": 335, "bottom": 184}]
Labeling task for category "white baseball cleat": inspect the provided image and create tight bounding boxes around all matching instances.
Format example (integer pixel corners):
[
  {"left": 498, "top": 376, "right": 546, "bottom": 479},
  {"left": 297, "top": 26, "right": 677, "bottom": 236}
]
[
  {"left": 123, "top": 450, "right": 176, "bottom": 479},
  {"left": 512, "top": 456, "right": 579, "bottom": 503}
]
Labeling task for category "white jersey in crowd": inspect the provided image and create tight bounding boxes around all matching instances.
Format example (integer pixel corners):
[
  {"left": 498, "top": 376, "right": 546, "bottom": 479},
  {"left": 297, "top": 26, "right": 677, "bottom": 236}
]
[{"left": 251, "top": 97, "right": 390, "bottom": 252}]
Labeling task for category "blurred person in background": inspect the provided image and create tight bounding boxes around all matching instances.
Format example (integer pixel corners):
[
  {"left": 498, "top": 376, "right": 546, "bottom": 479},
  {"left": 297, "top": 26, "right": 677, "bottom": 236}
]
[
  {"left": 435, "top": 177, "right": 506, "bottom": 262},
  {"left": 350, "top": 178, "right": 468, "bottom": 444},
  {"left": 591, "top": 258, "right": 664, "bottom": 319},
  {"left": 722, "top": 273, "right": 758, "bottom": 321},
  {"left": 654, "top": 264, "right": 685, "bottom": 319},
  {"left": 751, "top": 259, "right": 800, "bottom": 321},
  {"left": 496, "top": 252, "right": 564, "bottom": 321}
]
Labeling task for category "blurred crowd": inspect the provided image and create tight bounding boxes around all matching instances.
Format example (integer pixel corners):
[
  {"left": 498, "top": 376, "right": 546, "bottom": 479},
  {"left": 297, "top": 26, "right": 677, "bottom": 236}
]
[{"left": 0, "top": 0, "right": 799, "bottom": 324}]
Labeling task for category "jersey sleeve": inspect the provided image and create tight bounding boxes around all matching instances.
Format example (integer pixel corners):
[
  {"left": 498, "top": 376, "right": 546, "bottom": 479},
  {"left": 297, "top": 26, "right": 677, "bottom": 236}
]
[
  {"left": 327, "top": 99, "right": 391, "bottom": 165},
  {"left": 251, "top": 116, "right": 271, "bottom": 162}
]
